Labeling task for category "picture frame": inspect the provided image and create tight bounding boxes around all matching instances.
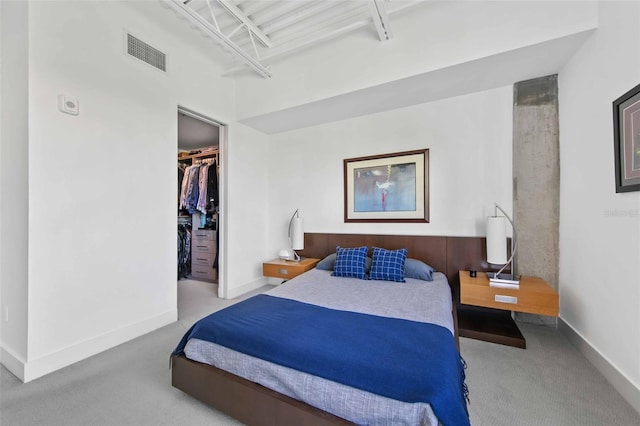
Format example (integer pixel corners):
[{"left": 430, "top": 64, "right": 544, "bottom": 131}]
[
  {"left": 344, "top": 149, "right": 429, "bottom": 223},
  {"left": 613, "top": 82, "right": 640, "bottom": 193}
]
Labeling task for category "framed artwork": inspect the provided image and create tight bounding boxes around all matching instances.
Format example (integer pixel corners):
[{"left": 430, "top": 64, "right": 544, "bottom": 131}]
[
  {"left": 613, "top": 82, "right": 640, "bottom": 193},
  {"left": 343, "top": 149, "right": 429, "bottom": 223}
]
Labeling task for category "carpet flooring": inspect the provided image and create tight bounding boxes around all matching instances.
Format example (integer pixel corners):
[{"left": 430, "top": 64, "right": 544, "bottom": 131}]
[{"left": 1, "top": 279, "right": 639, "bottom": 426}]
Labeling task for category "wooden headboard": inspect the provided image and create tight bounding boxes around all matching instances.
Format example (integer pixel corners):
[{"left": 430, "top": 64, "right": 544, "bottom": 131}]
[{"left": 297, "top": 232, "right": 499, "bottom": 300}]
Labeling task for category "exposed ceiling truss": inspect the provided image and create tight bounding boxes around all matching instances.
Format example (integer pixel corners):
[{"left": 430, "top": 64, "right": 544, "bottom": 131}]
[{"left": 164, "top": 0, "right": 424, "bottom": 78}]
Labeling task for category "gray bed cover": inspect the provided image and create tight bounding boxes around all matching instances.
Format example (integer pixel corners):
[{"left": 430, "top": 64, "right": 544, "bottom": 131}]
[{"left": 184, "top": 269, "right": 453, "bottom": 426}]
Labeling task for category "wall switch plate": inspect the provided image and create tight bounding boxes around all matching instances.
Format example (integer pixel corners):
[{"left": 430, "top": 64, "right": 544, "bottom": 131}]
[{"left": 58, "top": 95, "right": 79, "bottom": 115}]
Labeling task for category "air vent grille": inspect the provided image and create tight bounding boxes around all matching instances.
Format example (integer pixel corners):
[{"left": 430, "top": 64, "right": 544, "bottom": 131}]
[{"left": 127, "top": 33, "right": 166, "bottom": 72}]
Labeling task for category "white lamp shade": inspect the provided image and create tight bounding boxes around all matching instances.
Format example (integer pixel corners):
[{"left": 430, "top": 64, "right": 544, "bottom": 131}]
[
  {"left": 486, "top": 216, "right": 507, "bottom": 264},
  {"left": 291, "top": 217, "right": 304, "bottom": 250}
]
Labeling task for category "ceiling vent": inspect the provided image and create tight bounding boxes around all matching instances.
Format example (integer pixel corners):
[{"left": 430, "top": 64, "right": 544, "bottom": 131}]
[{"left": 126, "top": 33, "right": 166, "bottom": 72}]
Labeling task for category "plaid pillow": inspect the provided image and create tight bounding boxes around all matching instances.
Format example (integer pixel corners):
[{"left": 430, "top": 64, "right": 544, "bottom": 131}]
[
  {"left": 331, "top": 246, "right": 369, "bottom": 279},
  {"left": 369, "top": 247, "right": 408, "bottom": 282}
]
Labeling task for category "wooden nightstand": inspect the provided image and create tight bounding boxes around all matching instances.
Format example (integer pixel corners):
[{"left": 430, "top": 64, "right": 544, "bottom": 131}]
[
  {"left": 263, "top": 258, "right": 320, "bottom": 281},
  {"left": 459, "top": 271, "right": 559, "bottom": 348}
]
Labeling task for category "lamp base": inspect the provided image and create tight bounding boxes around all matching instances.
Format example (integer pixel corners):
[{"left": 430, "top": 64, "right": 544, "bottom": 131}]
[
  {"left": 487, "top": 272, "right": 520, "bottom": 288},
  {"left": 278, "top": 248, "right": 301, "bottom": 262}
]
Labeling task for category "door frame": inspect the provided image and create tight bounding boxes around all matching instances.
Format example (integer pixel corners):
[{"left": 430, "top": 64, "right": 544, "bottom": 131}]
[{"left": 177, "top": 106, "right": 227, "bottom": 299}]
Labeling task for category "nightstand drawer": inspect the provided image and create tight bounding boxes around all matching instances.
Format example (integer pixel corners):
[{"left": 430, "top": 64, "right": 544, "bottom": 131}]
[
  {"left": 262, "top": 258, "right": 320, "bottom": 280},
  {"left": 263, "top": 263, "right": 303, "bottom": 279},
  {"left": 460, "top": 271, "right": 559, "bottom": 317},
  {"left": 462, "top": 286, "right": 558, "bottom": 316}
]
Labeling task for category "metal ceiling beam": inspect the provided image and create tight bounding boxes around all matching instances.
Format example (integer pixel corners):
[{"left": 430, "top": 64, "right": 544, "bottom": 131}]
[
  {"left": 218, "top": 0, "right": 273, "bottom": 47},
  {"left": 259, "top": 1, "right": 333, "bottom": 36},
  {"left": 248, "top": 1, "right": 310, "bottom": 27},
  {"left": 234, "top": 2, "right": 364, "bottom": 50},
  {"left": 187, "top": 0, "right": 243, "bottom": 33},
  {"left": 369, "top": 0, "right": 393, "bottom": 41},
  {"left": 222, "top": 0, "right": 422, "bottom": 76},
  {"left": 204, "top": 0, "right": 221, "bottom": 31},
  {"left": 164, "top": 0, "right": 271, "bottom": 78},
  {"left": 259, "top": 20, "right": 370, "bottom": 62},
  {"left": 234, "top": 0, "right": 272, "bottom": 18},
  {"left": 234, "top": 2, "right": 365, "bottom": 50},
  {"left": 265, "top": 2, "right": 367, "bottom": 44}
]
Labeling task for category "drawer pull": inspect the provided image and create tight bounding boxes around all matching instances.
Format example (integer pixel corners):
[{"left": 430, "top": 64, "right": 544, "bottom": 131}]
[
  {"left": 277, "top": 269, "right": 289, "bottom": 275},
  {"left": 495, "top": 295, "right": 518, "bottom": 304}
]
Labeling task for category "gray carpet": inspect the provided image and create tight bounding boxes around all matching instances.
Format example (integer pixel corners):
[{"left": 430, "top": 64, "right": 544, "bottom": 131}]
[
  {"left": 1, "top": 280, "right": 639, "bottom": 426},
  {"left": 464, "top": 322, "right": 639, "bottom": 425}
]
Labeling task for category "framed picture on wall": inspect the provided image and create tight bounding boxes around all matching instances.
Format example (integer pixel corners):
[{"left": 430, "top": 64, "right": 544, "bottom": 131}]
[
  {"left": 344, "top": 149, "right": 429, "bottom": 223},
  {"left": 613, "top": 82, "right": 640, "bottom": 193}
]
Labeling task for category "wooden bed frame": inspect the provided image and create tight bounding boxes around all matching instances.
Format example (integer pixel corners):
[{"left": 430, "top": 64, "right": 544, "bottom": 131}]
[{"left": 172, "top": 233, "right": 493, "bottom": 425}]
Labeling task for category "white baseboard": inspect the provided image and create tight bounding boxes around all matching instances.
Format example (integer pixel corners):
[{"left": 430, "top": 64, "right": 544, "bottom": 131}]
[
  {"left": 226, "top": 277, "right": 269, "bottom": 299},
  {"left": 8, "top": 309, "right": 177, "bottom": 383},
  {"left": 0, "top": 344, "right": 27, "bottom": 381},
  {"left": 559, "top": 317, "right": 640, "bottom": 415}
]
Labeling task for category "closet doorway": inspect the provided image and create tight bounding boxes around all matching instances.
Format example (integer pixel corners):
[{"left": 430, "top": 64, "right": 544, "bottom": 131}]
[{"left": 177, "top": 106, "right": 226, "bottom": 306}]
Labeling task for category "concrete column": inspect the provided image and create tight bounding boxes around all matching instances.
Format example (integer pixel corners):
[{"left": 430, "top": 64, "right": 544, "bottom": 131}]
[{"left": 513, "top": 75, "right": 560, "bottom": 293}]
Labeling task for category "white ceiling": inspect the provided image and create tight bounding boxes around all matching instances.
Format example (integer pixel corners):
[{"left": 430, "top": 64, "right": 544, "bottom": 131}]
[
  {"left": 163, "top": 0, "right": 423, "bottom": 77},
  {"left": 157, "top": 0, "right": 595, "bottom": 135},
  {"left": 239, "top": 30, "right": 595, "bottom": 134}
]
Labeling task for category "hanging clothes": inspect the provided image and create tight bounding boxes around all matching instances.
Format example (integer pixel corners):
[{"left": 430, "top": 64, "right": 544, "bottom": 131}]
[
  {"left": 207, "top": 160, "right": 219, "bottom": 211},
  {"left": 196, "top": 163, "right": 210, "bottom": 214},
  {"left": 178, "top": 164, "right": 186, "bottom": 205},
  {"left": 177, "top": 223, "right": 192, "bottom": 279},
  {"left": 179, "top": 164, "right": 196, "bottom": 210},
  {"left": 185, "top": 164, "right": 201, "bottom": 214}
]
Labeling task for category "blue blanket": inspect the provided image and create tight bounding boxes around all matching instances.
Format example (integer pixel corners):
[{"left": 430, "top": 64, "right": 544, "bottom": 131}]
[{"left": 174, "top": 294, "right": 469, "bottom": 426}]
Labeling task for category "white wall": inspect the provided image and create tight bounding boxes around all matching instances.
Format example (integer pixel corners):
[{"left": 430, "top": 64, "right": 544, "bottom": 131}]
[
  {"left": 0, "top": 0, "right": 270, "bottom": 382},
  {"left": 223, "top": 123, "right": 270, "bottom": 298},
  {"left": 559, "top": 0, "right": 640, "bottom": 409},
  {"left": 267, "top": 86, "right": 513, "bottom": 252},
  {"left": 235, "top": 0, "right": 597, "bottom": 121},
  {"left": 0, "top": 0, "right": 30, "bottom": 375}
]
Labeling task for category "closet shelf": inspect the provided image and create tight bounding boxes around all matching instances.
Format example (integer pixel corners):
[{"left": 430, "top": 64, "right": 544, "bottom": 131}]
[{"left": 178, "top": 148, "right": 219, "bottom": 163}]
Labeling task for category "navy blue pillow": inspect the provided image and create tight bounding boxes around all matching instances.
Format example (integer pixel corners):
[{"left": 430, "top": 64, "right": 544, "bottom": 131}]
[
  {"left": 404, "top": 258, "right": 434, "bottom": 281},
  {"left": 317, "top": 253, "right": 372, "bottom": 272},
  {"left": 369, "top": 247, "right": 408, "bottom": 282},
  {"left": 331, "top": 246, "right": 369, "bottom": 279},
  {"left": 316, "top": 253, "right": 337, "bottom": 270}
]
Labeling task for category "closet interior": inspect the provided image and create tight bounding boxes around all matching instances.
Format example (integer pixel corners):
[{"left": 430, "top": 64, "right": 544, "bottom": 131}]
[{"left": 177, "top": 110, "right": 220, "bottom": 284}]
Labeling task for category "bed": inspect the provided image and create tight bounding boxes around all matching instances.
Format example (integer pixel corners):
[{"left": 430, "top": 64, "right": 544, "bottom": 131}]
[{"left": 171, "top": 233, "right": 484, "bottom": 426}]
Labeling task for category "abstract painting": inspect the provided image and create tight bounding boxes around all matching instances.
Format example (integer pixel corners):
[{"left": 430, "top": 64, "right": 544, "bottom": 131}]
[{"left": 344, "top": 149, "right": 429, "bottom": 222}]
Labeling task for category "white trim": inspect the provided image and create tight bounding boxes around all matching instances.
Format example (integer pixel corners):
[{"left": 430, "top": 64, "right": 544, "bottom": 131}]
[
  {"left": 559, "top": 317, "right": 640, "bottom": 414},
  {"left": 217, "top": 125, "right": 228, "bottom": 299},
  {"left": 21, "top": 310, "right": 176, "bottom": 383},
  {"left": 177, "top": 106, "right": 224, "bottom": 128},
  {"left": 226, "top": 277, "right": 268, "bottom": 300},
  {"left": 0, "top": 345, "right": 27, "bottom": 381}
]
